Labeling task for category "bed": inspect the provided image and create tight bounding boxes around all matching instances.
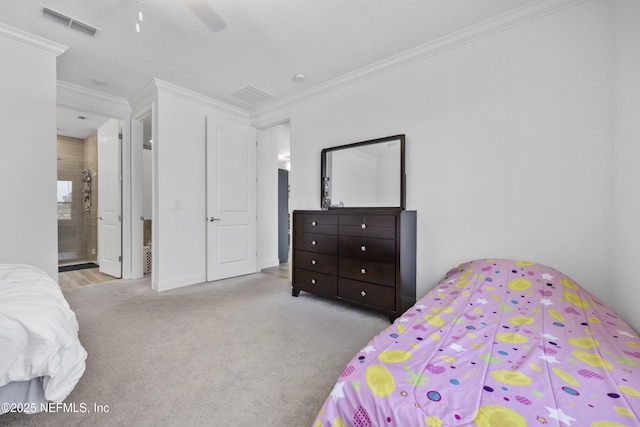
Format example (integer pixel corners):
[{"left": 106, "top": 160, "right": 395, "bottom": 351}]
[
  {"left": 0, "top": 264, "right": 87, "bottom": 414},
  {"left": 315, "top": 259, "right": 640, "bottom": 426}
]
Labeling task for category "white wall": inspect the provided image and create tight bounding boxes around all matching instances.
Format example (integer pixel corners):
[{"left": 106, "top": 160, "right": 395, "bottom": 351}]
[
  {"left": 0, "top": 27, "right": 66, "bottom": 280},
  {"left": 612, "top": 0, "right": 640, "bottom": 331},
  {"left": 154, "top": 87, "right": 207, "bottom": 290},
  {"left": 153, "top": 81, "right": 252, "bottom": 291},
  {"left": 264, "top": 1, "right": 619, "bottom": 314}
]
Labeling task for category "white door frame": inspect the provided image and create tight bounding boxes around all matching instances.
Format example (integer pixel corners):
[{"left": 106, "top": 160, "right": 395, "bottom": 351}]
[
  {"left": 255, "top": 118, "right": 292, "bottom": 270},
  {"left": 57, "top": 83, "right": 137, "bottom": 280},
  {"left": 130, "top": 111, "right": 146, "bottom": 279}
]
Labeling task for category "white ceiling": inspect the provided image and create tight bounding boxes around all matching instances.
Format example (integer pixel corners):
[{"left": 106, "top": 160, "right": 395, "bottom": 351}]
[
  {"left": 56, "top": 106, "right": 111, "bottom": 138},
  {"left": 1, "top": 0, "right": 538, "bottom": 137}
]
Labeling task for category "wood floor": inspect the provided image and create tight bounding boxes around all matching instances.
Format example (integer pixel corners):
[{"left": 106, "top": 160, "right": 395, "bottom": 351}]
[
  {"left": 59, "top": 257, "right": 289, "bottom": 291},
  {"left": 58, "top": 267, "right": 119, "bottom": 290}
]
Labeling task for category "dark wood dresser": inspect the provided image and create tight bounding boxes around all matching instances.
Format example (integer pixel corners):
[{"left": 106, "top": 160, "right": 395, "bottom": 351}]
[{"left": 292, "top": 209, "right": 416, "bottom": 321}]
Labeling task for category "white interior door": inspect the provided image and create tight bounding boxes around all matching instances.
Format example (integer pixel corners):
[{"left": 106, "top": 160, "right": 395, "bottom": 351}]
[
  {"left": 98, "top": 118, "right": 122, "bottom": 278},
  {"left": 206, "top": 117, "right": 257, "bottom": 281}
]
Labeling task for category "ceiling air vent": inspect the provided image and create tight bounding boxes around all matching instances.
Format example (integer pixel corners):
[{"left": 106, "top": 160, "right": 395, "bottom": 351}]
[
  {"left": 230, "top": 85, "right": 273, "bottom": 104},
  {"left": 41, "top": 6, "right": 99, "bottom": 37}
]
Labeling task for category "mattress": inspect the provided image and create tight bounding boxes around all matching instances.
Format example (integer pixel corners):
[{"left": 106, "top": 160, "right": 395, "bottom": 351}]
[{"left": 314, "top": 259, "right": 640, "bottom": 426}]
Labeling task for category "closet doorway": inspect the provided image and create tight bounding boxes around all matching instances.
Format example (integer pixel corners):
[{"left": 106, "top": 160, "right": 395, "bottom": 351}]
[{"left": 56, "top": 106, "right": 122, "bottom": 289}]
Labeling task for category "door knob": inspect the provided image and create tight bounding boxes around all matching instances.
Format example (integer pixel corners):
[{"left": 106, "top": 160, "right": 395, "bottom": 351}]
[{"left": 209, "top": 217, "right": 221, "bottom": 222}]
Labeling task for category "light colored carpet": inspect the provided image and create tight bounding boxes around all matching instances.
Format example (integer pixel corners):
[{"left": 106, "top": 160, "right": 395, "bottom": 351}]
[{"left": 1, "top": 270, "right": 389, "bottom": 426}]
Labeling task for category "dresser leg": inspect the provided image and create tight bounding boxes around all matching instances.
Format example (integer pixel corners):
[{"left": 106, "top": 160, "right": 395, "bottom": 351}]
[{"left": 292, "top": 288, "right": 300, "bottom": 297}]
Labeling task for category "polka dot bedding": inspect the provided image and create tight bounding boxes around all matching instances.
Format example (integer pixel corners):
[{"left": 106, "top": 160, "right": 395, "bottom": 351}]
[{"left": 314, "top": 259, "right": 640, "bottom": 427}]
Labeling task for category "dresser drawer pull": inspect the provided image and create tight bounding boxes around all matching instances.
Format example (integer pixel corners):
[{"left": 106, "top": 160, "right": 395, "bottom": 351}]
[
  {"left": 311, "top": 279, "right": 316, "bottom": 285},
  {"left": 311, "top": 240, "right": 317, "bottom": 246},
  {"left": 360, "top": 290, "right": 367, "bottom": 297},
  {"left": 360, "top": 268, "right": 367, "bottom": 274},
  {"left": 311, "top": 221, "right": 317, "bottom": 226},
  {"left": 311, "top": 259, "right": 317, "bottom": 265},
  {"left": 361, "top": 223, "right": 367, "bottom": 229},
  {"left": 360, "top": 245, "right": 367, "bottom": 252}
]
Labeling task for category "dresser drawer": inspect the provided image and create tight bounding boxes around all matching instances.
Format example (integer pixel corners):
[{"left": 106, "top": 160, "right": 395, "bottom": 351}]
[
  {"left": 295, "top": 269, "right": 337, "bottom": 295},
  {"left": 338, "top": 278, "right": 395, "bottom": 311},
  {"left": 294, "top": 232, "right": 337, "bottom": 254},
  {"left": 338, "top": 257, "right": 395, "bottom": 287},
  {"left": 339, "top": 215, "right": 396, "bottom": 239},
  {"left": 295, "top": 213, "right": 337, "bottom": 235},
  {"left": 338, "top": 236, "right": 396, "bottom": 262},
  {"left": 294, "top": 250, "right": 337, "bottom": 275}
]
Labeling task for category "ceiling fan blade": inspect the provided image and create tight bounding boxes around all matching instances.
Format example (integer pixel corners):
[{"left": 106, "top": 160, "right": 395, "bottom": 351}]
[{"left": 182, "top": 0, "right": 227, "bottom": 33}]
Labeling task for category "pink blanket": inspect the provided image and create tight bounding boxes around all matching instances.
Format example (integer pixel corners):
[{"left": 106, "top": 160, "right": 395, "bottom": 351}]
[{"left": 315, "top": 259, "right": 640, "bottom": 426}]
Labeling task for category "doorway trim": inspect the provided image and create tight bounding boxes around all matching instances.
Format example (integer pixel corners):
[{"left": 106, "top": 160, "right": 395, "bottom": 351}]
[
  {"left": 255, "top": 118, "right": 292, "bottom": 271},
  {"left": 131, "top": 105, "right": 153, "bottom": 280},
  {"left": 57, "top": 81, "right": 137, "bottom": 280}
]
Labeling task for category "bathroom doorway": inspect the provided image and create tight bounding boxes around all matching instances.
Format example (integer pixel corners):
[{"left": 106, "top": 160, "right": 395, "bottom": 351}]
[{"left": 56, "top": 106, "right": 121, "bottom": 288}]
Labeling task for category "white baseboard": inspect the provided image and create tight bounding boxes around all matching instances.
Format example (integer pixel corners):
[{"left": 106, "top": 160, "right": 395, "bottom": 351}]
[{"left": 153, "top": 273, "right": 207, "bottom": 292}]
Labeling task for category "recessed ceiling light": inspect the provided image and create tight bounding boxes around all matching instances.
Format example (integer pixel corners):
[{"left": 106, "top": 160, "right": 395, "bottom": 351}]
[
  {"left": 293, "top": 73, "right": 307, "bottom": 83},
  {"left": 90, "top": 78, "right": 109, "bottom": 87}
]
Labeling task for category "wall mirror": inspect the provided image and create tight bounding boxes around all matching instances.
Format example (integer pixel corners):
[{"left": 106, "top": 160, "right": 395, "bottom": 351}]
[{"left": 321, "top": 134, "right": 405, "bottom": 209}]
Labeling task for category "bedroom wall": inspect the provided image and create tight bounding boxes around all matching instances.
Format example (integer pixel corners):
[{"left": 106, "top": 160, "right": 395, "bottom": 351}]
[
  {"left": 154, "top": 86, "right": 208, "bottom": 290},
  {"left": 0, "top": 27, "right": 65, "bottom": 280},
  {"left": 257, "top": 1, "right": 617, "bottom": 308},
  {"left": 153, "top": 81, "right": 252, "bottom": 291},
  {"left": 612, "top": 0, "right": 640, "bottom": 331}
]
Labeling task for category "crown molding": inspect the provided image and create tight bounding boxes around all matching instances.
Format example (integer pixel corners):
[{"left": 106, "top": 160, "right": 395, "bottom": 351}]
[
  {"left": 250, "top": 0, "right": 588, "bottom": 118},
  {"left": 0, "top": 23, "right": 68, "bottom": 56},
  {"left": 129, "top": 80, "right": 158, "bottom": 115},
  {"left": 153, "top": 79, "right": 250, "bottom": 121},
  {"left": 57, "top": 81, "right": 131, "bottom": 118},
  {"left": 58, "top": 81, "right": 130, "bottom": 106}
]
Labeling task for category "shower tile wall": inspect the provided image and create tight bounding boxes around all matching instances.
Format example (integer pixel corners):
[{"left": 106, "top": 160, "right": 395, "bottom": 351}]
[
  {"left": 83, "top": 134, "right": 98, "bottom": 262},
  {"left": 57, "top": 135, "right": 99, "bottom": 264}
]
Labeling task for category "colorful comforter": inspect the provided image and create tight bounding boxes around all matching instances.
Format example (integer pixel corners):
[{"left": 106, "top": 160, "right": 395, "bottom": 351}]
[{"left": 315, "top": 259, "right": 640, "bottom": 427}]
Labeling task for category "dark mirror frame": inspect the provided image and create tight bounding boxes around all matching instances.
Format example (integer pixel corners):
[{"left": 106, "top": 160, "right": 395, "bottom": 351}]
[{"left": 321, "top": 134, "right": 406, "bottom": 210}]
